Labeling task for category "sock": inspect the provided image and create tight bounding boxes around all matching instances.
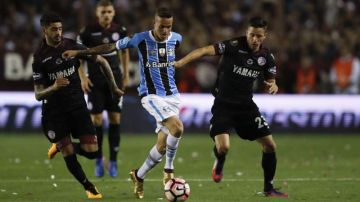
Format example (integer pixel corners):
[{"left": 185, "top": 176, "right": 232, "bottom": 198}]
[
  {"left": 262, "top": 152, "right": 277, "bottom": 192},
  {"left": 137, "top": 145, "right": 164, "bottom": 179},
  {"left": 63, "top": 154, "right": 91, "bottom": 188},
  {"left": 164, "top": 135, "right": 181, "bottom": 171},
  {"left": 108, "top": 124, "right": 120, "bottom": 161},
  {"left": 95, "top": 126, "right": 103, "bottom": 159},
  {"left": 213, "top": 146, "right": 226, "bottom": 174},
  {"left": 73, "top": 143, "right": 98, "bottom": 159}
]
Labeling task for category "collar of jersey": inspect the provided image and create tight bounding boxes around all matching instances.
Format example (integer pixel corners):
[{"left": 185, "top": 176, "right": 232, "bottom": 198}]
[{"left": 148, "top": 30, "right": 172, "bottom": 43}]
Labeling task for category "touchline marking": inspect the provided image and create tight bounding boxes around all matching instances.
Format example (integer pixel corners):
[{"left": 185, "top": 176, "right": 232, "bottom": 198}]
[{"left": 1, "top": 178, "right": 359, "bottom": 182}]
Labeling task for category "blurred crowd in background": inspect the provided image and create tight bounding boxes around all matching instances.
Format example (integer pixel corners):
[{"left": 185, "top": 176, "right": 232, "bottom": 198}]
[{"left": 0, "top": 0, "right": 360, "bottom": 94}]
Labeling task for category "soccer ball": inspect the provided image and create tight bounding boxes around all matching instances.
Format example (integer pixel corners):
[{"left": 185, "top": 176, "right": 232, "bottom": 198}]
[{"left": 164, "top": 178, "right": 190, "bottom": 202}]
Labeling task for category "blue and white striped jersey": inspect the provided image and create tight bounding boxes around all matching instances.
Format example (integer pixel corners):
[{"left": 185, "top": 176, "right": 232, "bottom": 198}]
[{"left": 116, "top": 31, "right": 182, "bottom": 97}]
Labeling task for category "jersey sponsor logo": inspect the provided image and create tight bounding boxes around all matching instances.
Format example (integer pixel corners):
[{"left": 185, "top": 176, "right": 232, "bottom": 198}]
[
  {"left": 257, "top": 57, "right": 266, "bottom": 66},
  {"left": 48, "top": 66, "right": 76, "bottom": 80},
  {"left": 218, "top": 42, "right": 225, "bottom": 54},
  {"left": 159, "top": 48, "right": 166, "bottom": 57},
  {"left": 91, "top": 32, "right": 102, "bottom": 36},
  {"left": 42, "top": 56, "right": 52, "bottom": 63},
  {"left": 230, "top": 40, "right": 238, "bottom": 46},
  {"left": 102, "top": 37, "right": 110, "bottom": 43},
  {"left": 32, "top": 72, "right": 42, "bottom": 80},
  {"left": 47, "top": 130, "right": 56, "bottom": 139},
  {"left": 146, "top": 61, "right": 175, "bottom": 68},
  {"left": 238, "top": 49, "right": 248, "bottom": 54},
  {"left": 268, "top": 66, "right": 276, "bottom": 74},
  {"left": 233, "top": 65, "right": 260, "bottom": 78},
  {"left": 55, "top": 58, "right": 63, "bottom": 65},
  {"left": 112, "top": 32, "right": 120, "bottom": 41},
  {"left": 246, "top": 58, "right": 253, "bottom": 65}
]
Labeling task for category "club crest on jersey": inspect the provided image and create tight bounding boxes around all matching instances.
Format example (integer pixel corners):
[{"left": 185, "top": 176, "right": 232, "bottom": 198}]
[
  {"left": 257, "top": 57, "right": 266, "bottom": 66},
  {"left": 112, "top": 32, "right": 120, "bottom": 41},
  {"left": 230, "top": 40, "right": 238, "bottom": 46},
  {"left": 55, "top": 58, "right": 63, "bottom": 65},
  {"left": 102, "top": 37, "right": 110, "bottom": 43},
  {"left": 246, "top": 58, "right": 253, "bottom": 65},
  {"left": 47, "top": 130, "right": 56, "bottom": 140},
  {"left": 159, "top": 48, "right": 166, "bottom": 57}
]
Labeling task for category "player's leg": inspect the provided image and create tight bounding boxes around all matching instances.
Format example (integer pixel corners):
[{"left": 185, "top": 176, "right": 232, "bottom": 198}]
[
  {"left": 91, "top": 113, "right": 105, "bottom": 177},
  {"left": 257, "top": 135, "right": 288, "bottom": 197},
  {"left": 162, "top": 116, "right": 183, "bottom": 184},
  {"left": 106, "top": 95, "right": 123, "bottom": 177},
  {"left": 212, "top": 133, "right": 230, "bottom": 182},
  {"left": 88, "top": 87, "right": 106, "bottom": 177}
]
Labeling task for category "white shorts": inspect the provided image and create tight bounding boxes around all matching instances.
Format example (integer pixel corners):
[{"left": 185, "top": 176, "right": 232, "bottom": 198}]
[{"left": 141, "top": 94, "right": 181, "bottom": 133}]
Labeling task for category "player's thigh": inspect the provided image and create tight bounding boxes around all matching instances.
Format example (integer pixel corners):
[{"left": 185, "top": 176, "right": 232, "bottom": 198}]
[
  {"left": 88, "top": 87, "right": 106, "bottom": 114},
  {"left": 69, "top": 106, "right": 96, "bottom": 139},
  {"left": 41, "top": 115, "right": 71, "bottom": 143},
  {"left": 209, "top": 109, "right": 233, "bottom": 140},
  {"left": 141, "top": 94, "right": 180, "bottom": 123},
  {"left": 234, "top": 110, "right": 271, "bottom": 141}
]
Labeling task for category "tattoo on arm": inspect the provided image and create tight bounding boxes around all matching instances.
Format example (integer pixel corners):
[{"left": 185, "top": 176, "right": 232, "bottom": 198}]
[
  {"left": 79, "top": 43, "right": 116, "bottom": 55},
  {"left": 96, "top": 56, "right": 117, "bottom": 89},
  {"left": 34, "top": 84, "right": 55, "bottom": 101}
]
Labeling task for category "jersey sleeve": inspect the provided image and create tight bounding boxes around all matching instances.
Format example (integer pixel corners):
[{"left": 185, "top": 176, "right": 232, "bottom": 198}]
[
  {"left": 213, "top": 38, "right": 239, "bottom": 55},
  {"left": 32, "top": 55, "right": 46, "bottom": 85},
  {"left": 264, "top": 52, "right": 277, "bottom": 80},
  {"left": 77, "top": 26, "right": 88, "bottom": 46},
  {"left": 115, "top": 33, "right": 140, "bottom": 50}
]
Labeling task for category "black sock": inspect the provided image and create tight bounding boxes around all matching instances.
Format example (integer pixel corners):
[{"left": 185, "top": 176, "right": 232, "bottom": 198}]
[
  {"left": 73, "top": 143, "right": 98, "bottom": 159},
  {"left": 108, "top": 124, "right": 120, "bottom": 161},
  {"left": 213, "top": 146, "right": 226, "bottom": 174},
  {"left": 262, "top": 152, "right": 277, "bottom": 192},
  {"left": 95, "top": 126, "right": 103, "bottom": 159},
  {"left": 63, "top": 154, "right": 92, "bottom": 189}
]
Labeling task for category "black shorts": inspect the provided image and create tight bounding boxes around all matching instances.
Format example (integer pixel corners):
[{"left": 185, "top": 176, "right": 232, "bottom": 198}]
[
  {"left": 87, "top": 80, "right": 123, "bottom": 114},
  {"left": 41, "top": 106, "right": 96, "bottom": 143},
  {"left": 209, "top": 101, "right": 271, "bottom": 141}
]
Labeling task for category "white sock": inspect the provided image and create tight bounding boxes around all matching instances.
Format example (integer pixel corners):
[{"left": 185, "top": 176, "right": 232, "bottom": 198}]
[
  {"left": 137, "top": 145, "right": 163, "bottom": 179},
  {"left": 164, "top": 134, "right": 181, "bottom": 171}
]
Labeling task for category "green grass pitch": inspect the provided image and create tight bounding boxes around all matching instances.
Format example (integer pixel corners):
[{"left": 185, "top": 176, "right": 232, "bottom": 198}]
[{"left": 0, "top": 133, "right": 359, "bottom": 202}]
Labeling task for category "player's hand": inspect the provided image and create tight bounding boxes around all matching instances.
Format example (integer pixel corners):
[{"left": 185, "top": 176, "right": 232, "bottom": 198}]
[
  {"left": 81, "top": 77, "right": 93, "bottom": 93},
  {"left": 264, "top": 80, "right": 278, "bottom": 95},
  {"left": 62, "top": 50, "right": 78, "bottom": 59},
  {"left": 52, "top": 77, "right": 70, "bottom": 90},
  {"left": 112, "top": 87, "right": 124, "bottom": 98}
]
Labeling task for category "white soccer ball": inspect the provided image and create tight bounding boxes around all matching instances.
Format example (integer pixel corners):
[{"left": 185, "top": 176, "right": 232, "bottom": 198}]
[{"left": 164, "top": 177, "right": 190, "bottom": 202}]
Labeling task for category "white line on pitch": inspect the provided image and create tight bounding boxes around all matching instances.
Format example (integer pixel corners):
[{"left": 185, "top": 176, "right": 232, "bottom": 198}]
[{"left": 1, "top": 177, "right": 359, "bottom": 182}]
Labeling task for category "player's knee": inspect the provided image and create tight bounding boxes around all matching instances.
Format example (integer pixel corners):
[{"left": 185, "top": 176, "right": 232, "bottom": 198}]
[
  {"left": 171, "top": 120, "right": 184, "bottom": 138},
  {"left": 217, "top": 145, "right": 230, "bottom": 155},
  {"left": 92, "top": 115, "right": 103, "bottom": 126},
  {"left": 156, "top": 143, "right": 166, "bottom": 155},
  {"left": 263, "top": 141, "right": 276, "bottom": 152}
]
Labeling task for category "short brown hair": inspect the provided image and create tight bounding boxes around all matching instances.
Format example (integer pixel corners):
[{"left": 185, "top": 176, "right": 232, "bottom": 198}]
[
  {"left": 156, "top": 7, "right": 173, "bottom": 18},
  {"left": 96, "top": 0, "right": 113, "bottom": 8}
]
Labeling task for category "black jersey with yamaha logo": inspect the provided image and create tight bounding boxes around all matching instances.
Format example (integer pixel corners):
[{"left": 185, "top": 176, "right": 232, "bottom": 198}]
[
  {"left": 212, "top": 36, "right": 276, "bottom": 105},
  {"left": 78, "top": 22, "right": 127, "bottom": 85},
  {"left": 32, "top": 38, "right": 97, "bottom": 114}
]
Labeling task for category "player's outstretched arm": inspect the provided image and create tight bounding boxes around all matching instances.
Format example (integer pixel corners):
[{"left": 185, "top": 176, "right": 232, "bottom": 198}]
[
  {"left": 62, "top": 43, "right": 117, "bottom": 59},
  {"left": 175, "top": 45, "right": 216, "bottom": 68},
  {"left": 34, "top": 77, "right": 70, "bottom": 101},
  {"left": 264, "top": 79, "right": 278, "bottom": 95},
  {"left": 95, "top": 55, "right": 124, "bottom": 97},
  {"left": 78, "top": 62, "right": 93, "bottom": 93},
  {"left": 119, "top": 49, "right": 130, "bottom": 89}
]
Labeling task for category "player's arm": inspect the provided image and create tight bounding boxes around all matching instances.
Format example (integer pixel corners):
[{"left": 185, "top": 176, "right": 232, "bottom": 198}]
[
  {"left": 95, "top": 55, "right": 124, "bottom": 97},
  {"left": 34, "top": 77, "right": 70, "bottom": 101},
  {"left": 175, "top": 45, "right": 216, "bottom": 68},
  {"left": 78, "top": 61, "right": 93, "bottom": 93},
  {"left": 119, "top": 49, "right": 130, "bottom": 90},
  {"left": 62, "top": 43, "right": 117, "bottom": 59}
]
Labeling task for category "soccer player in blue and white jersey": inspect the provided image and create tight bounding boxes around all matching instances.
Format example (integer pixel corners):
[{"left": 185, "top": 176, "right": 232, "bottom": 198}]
[{"left": 63, "top": 7, "right": 183, "bottom": 199}]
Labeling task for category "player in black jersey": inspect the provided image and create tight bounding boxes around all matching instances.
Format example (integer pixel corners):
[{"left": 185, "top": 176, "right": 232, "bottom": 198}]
[
  {"left": 32, "top": 13, "right": 122, "bottom": 199},
  {"left": 175, "top": 17, "right": 288, "bottom": 198},
  {"left": 77, "top": 0, "right": 129, "bottom": 178}
]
